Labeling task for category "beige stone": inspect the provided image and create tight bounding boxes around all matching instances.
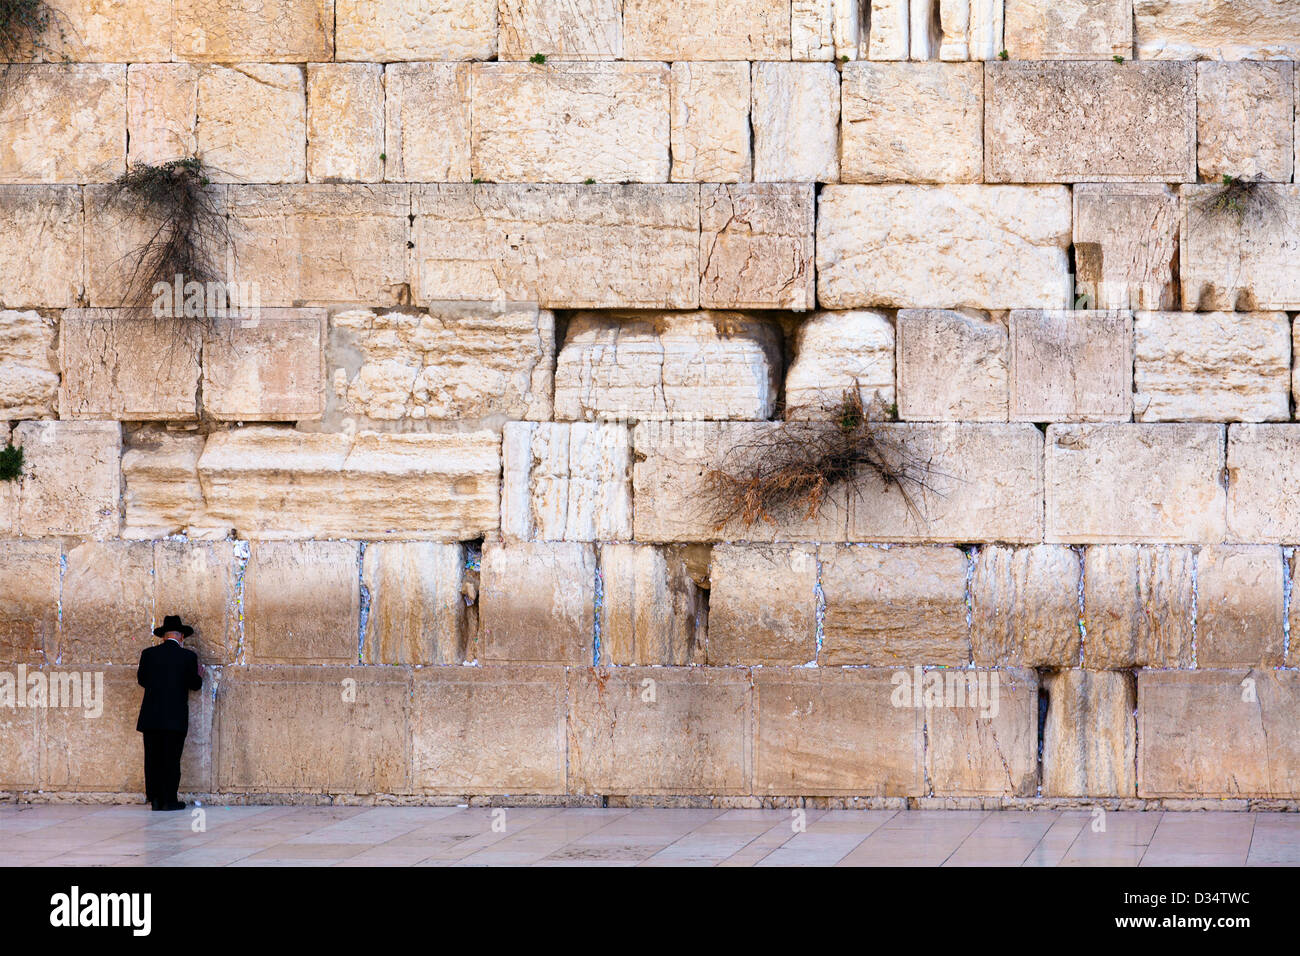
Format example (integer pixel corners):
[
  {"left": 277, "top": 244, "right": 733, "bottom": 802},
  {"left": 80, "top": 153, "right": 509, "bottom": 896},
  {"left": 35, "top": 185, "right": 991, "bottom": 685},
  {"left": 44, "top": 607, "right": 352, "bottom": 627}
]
[
  {"left": 817, "top": 185, "right": 1072, "bottom": 310},
  {"left": 13, "top": 421, "right": 121, "bottom": 538},
  {"left": 174, "top": 0, "right": 333, "bottom": 62},
  {"left": 307, "top": 64, "right": 384, "bottom": 183},
  {"left": 126, "top": 64, "right": 198, "bottom": 166},
  {"left": 925, "top": 668, "right": 1038, "bottom": 797},
  {"left": 382, "top": 63, "right": 472, "bottom": 183},
  {"left": 1045, "top": 424, "right": 1226, "bottom": 543},
  {"left": 203, "top": 310, "right": 326, "bottom": 422},
  {"left": 197, "top": 65, "right": 306, "bottom": 184},
  {"left": 34, "top": 0, "right": 173, "bottom": 62},
  {"left": 598, "top": 544, "right": 705, "bottom": 666},
  {"left": 1082, "top": 545, "right": 1194, "bottom": 668},
  {"left": 1135, "top": 0, "right": 1300, "bottom": 60},
  {"left": 751, "top": 63, "right": 839, "bottom": 183},
  {"left": 707, "top": 544, "right": 817, "bottom": 665},
  {"left": 670, "top": 62, "right": 751, "bottom": 183},
  {"left": 867, "top": 0, "right": 910, "bottom": 60},
  {"left": 1197, "top": 62, "right": 1294, "bottom": 184},
  {"left": 154, "top": 540, "right": 240, "bottom": 666},
  {"left": 972, "top": 545, "right": 1080, "bottom": 667},
  {"left": 1181, "top": 184, "right": 1300, "bottom": 311},
  {"left": 792, "top": 0, "right": 863, "bottom": 61},
  {"left": 700, "top": 184, "right": 816, "bottom": 310},
  {"left": 59, "top": 541, "right": 156, "bottom": 665},
  {"left": 1073, "top": 184, "right": 1180, "bottom": 311},
  {"left": 567, "top": 667, "right": 751, "bottom": 795},
  {"left": 1009, "top": 310, "right": 1133, "bottom": 422},
  {"left": 1003, "top": 0, "right": 1132, "bottom": 59},
  {"left": 245, "top": 541, "right": 359, "bottom": 664},
  {"left": 1042, "top": 670, "right": 1136, "bottom": 798},
  {"left": 363, "top": 542, "right": 467, "bottom": 666},
  {"left": 336, "top": 0, "right": 496, "bottom": 61},
  {"left": 413, "top": 184, "right": 699, "bottom": 309},
  {"left": 969, "top": 0, "right": 1005, "bottom": 60},
  {"left": 480, "top": 542, "right": 595, "bottom": 664},
  {"left": 0, "top": 311, "right": 57, "bottom": 420},
  {"left": 121, "top": 430, "right": 211, "bottom": 539},
  {"left": 939, "top": 0, "right": 971, "bottom": 60},
  {"left": 985, "top": 62, "right": 1196, "bottom": 183},
  {"left": 754, "top": 669, "right": 925, "bottom": 796},
  {"left": 498, "top": 0, "right": 621, "bottom": 59},
  {"left": 1228, "top": 425, "right": 1300, "bottom": 543},
  {"left": 841, "top": 62, "right": 982, "bottom": 184},
  {"left": 784, "top": 311, "right": 895, "bottom": 418},
  {"left": 897, "top": 309, "right": 1008, "bottom": 422},
  {"left": 1289, "top": 550, "right": 1300, "bottom": 668},
  {"left": 1196, "top": 545, "right": 1285, "bottom": 667},
  {"left": 623, "top": 0, "right": 790, "bottom": 59},
  {"left": 0, "top": 540, "right": 59, "bottom": 664},
  {"left": 908, "top": 0, "right": 942, "bottom": 59},
  {"left": 0, "top": 187, "right": 81, "bottom": 309},
  {"left": 0, "top": 65, "right": 124, "bottom": 184},
  {"left": 0, "top": 697, "right": 40, "bottom": 789},
  {"left": 820, "top": 545, "right": 970, "bottom": 666}
]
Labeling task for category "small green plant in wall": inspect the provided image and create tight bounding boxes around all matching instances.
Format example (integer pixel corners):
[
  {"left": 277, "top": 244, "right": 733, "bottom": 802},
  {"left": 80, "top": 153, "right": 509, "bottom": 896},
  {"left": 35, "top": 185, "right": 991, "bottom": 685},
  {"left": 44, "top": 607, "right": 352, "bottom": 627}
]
[
  {"left": 1197, "top": 173, "right": 1278, "bottom": 226},
  {"left": 529, "top": 52, "right": 546, "bottom": 64},
  {"left": 998, "top": 49, "right": 1009, "bottom": 60},
  {"left": 0, "top": 442, "right": 23, "bottom": 483}
]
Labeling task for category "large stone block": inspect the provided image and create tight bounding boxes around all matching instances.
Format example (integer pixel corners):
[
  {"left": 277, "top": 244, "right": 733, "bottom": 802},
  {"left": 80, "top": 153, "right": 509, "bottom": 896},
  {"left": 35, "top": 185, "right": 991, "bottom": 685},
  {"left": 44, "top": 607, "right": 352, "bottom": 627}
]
[
  {"left": 841, "top": 62, "right": 982, "bottom": 184},
  {"left": 1197, "top": 62, "right": 1294, "bottom": 184},
  {"left": 1073, "top": 184, "right": 1180, "bottom": 311},
  {"left": 480, "top": 542, "right": 595, "bottom": 664},
  {"left": 971, "top": 544, "right": 1080, "bottom": 667},
  {"left": 1135, "top": 0, "right": 1300, "bottom": 60},
  {"left": 985, "top": 62, "right": 1195, "bottom": 183},
  {"left": 1196, "top": 545, "right": 1285, "bottom": 667},
  {"left": 202, "top": 310, "right": 326, "bottom": 422},
  {"left": 1180, "top": 184, "right": 1300, "bottom": 311},
  {"left": 598, "top": 544, "right": 706, "bottom": 666},
  {"left": 1082, "top": 545, "right": 1194, "bottom": 668},
  {"left": 623, "top": 0, "right": 791, "bottom": 59},
  {"left": 1042, "top": 669, "right": 1136, "bottom": 798},
  {"left": 817, "top": 185, "right": 1072, "bottom": 310},
  {"left": 700, "top": 184, "right": 816, "bottom": 310},
  {"left": 154, "top": 540, "right": 240, "bottom": 666},
  {"left": 1045, "top": 424, "right": 1226, "bottom": 543},
  {"left": 121, "top": 430, "right": 212, "bottom": 539},
  {"left": 244, "top": 541, "right": 359, "bottom": 664},
  {"left": 1009, "top": 309, "right": 1133, "bottom": 422},
  {"left": 925, "top": 668, "right": 1038, "bottom": 797},
  {"left": 413, "top": 184, "right": 700, "bottom": 309},
  {"left": 0, "top": 694, "right": 40, "bottom": 789},
  {"left": 896, "top": 309, "right": 1008, "bottom": 422},
  {"left": 867, "top": 0, "right": 910, "bottom": 60},
  {"left": 307, "top": 63, "right": 384, "bottom": 184},
  {"left": 751, "top": 63, "right": 839, "bottom": 183},
  {"left": 125, "top": 64, "right": 197, "bottom": 166},
  {"left": 174, "top": 0, "right": 333, "bottom": 61},
  {"left": 362, "top": 542, "right": 467, "bottom": 666},
  {"left": 792, "top": 0, "right": 862, "bottom": 61},
  {"left": 1225, "top": 425, "right": 1300, "bottom": 543},
  {"left": 12, "top": 420, "right": 121, "bottom": 538},
  {"left": 0, "top": 540, "right": 60, "bottom": 664},
  {"left": 784, "top": 311, "right": 895, "bottom": 418},
  {"left": 196, "top": 65, "right": 306, "bottom": 184},
  {"left": 336, "top": 0, "right": 496, "bottom": 60},
  {"left": 0, "top": 65, "right": 124, "bottom": 184},
  {"left": 0, "top": 310, "right": 58, "bottom": 419},
  {"left": 567, "top": 667, "right": 752, "bottom": 795},
  {"left": 669, "top": 62, "right": 751, "bottom": 183},
  {"left": 706, "top": 544, "right": 817, "bottom": 665},
  {"left": 0, "top": 186, "right": 82, "bottom": 309},
  {"left": 498, "top": 0, "right": 622, "bottom": 59},
  {"left": 1003, "top": 0, "right": 1132, "bottom": 59},
  {"left": 58, "top": 541, "right": 156, "bottom": 665},
  {"left": 29, "top": 0, "right": 172, "bottom": 62},
  {"left": 382, "top": 63, "right": 472, "bottom": 183}
]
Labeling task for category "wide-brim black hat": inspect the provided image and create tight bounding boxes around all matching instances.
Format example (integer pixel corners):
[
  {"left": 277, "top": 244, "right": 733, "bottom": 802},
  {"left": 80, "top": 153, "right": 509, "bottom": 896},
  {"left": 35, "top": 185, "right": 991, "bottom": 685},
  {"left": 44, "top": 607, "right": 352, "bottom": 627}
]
[{"left": 153, "top": 614, "right": 194, "bottom": 638}]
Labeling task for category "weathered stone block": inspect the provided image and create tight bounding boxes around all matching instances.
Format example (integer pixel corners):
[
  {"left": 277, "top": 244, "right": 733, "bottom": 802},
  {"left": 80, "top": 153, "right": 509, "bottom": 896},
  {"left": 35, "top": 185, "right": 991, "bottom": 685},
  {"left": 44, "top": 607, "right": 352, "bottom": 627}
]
[
  {"left": 598, "top": 544, "right": 706, "bottom": 666},
  {"left": 897, "top": 309, "right": 1008, "bottom": 422},
  {"left": 154, "top": 540, "right": 240, "bottom": 666},
  {"left": 1196, "top": 545, "right": 1285, "bottom": 667},
  {"left": 1083, "top": 545, "right": 1194, "bottom": 668},
  {"left": 623, "top": 0, "right": 791, "bottom": 59},
  {"left": 0, "top": 698, "right": 40, "bottom": 789},
  {"left": 203, "top": 310, "right": 326, "bottom": 422},
  {"left": 784, "top": 311, "right": 895, "bottom": 418},
  {"left": 498, "top": 0, "right": 621, "bottom": 59},
  {"left": 13, "top": 421, "right": 121, "bottom": 538},
  {"left": 1135, "top": 0, "right": 1300, "bottom": 60},
  {"left": 1227, "top": 425, "right": 1300, "bottom": 543},
  {"left": 59, "top": 541, "right": 156, "bottom": 665},
  {"left": 1181, "top": 184, "right": 1300, "bottom": 311},
  {"left": 362, "top": 542, "right": 466, "bottom": 666},
  {"left": 1003, "top": 0, "right": 1132, "bottom": 59},
  {"left": 0, "top": 64, "right": 123, "bottom": 184},
  {"left": 700, "top": 184, "right": 816, "bottom": 310},
  {"left": 126, "top": 63, "right": 198, "bottom": 166},
  {"left": 938, "top": 0, "right": 972, "bottom": 60},
  {"left": 707, "top": 545, "right": 817, "bottom": 665},
  {"left": 174, "top": 0, "right": 333, "bottom": 62},
  {"left": 867, "top": 0, "right": 910, "bottom": 60},
  {"left": 971, "top": 544, "right": 1080, "bottom": 667},
  {"left": 1009, "top": 310, "right": 1133, "bottom": 422},
  {"left": 0, "top": 540, "right": 60, "bottom": 664},
  {"left": 0, "top": 310, "right": 58, "bottom": 420},
  {"left": 336, "top": 0, "right": 495, "bottom": 60},
  {"left": 1042, "top": 669, "right": 1136, "bottom": 798},
  {"left": 792, "top": 0, "right": 862, "bottom": 61},
  {"left": 1072, "top": 184, "right": 1180, "bottom": 311},
  {"left": 382, "top": 63, "right": 472, "bottom": 183},
  {"left": 30, "top": 0, "right": 173, "bottom": 62},
  {"left": 244, "top": 541, "right": 359, "bottom": 664},
  {"left": 121, "top": 430, "right": 211, "bottom": 539},
  {"left": 752, "top": 62, "right": 839, "bottom": 183},
  {"left": 669, "top": 62, "right": 751, "bottom": 183},
  {"left": 1197, "top": 62, "right": 1294, "bottom": 184},
  {"left": 197, "top": 65, "right": 306, "bottom": 184},
  {"left": 480, "top": 542, "right": 595, "bottom": 664},
  {"left": 0, "top": 186, "right": 82, "bottom": 309},
  {"left": 307, "top": 64, "right": 384, "bottom": 183},
  {"left": 925, "top": 668, "right": 1038, "bottom": 797}
]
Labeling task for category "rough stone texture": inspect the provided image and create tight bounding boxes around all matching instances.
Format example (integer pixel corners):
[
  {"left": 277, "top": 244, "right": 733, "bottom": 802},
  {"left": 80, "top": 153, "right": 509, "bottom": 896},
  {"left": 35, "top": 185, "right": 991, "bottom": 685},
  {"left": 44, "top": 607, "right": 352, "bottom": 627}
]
[
  {"left": 0, "top": 65, "right": 125, "bottom": 184},
  {"left": 0, "top": 187, "right": 82, "bottom": 309},
  {"left": 203, "top": 310, "right": 326, "bottom": 422},
  {"left": 1181, "top": 184, "right": 1300, "bottom": 311},
  {"left": 868, "top": 0, "right": 910, "bottom": 60},
  {"left": 174, "top": 0, "right": 333, "bottom": 62},
  {"left": 1045, "top": 424, "right": 1226, "bottom": 543},
  {"left": 897, "top": 309, "right": 1008, "bottom": 422},
  {"left": 480, "top": 542, "right": 595, "bottom": 664},
  {"left": 1072, "top": 184, "right": 1180, "bottom": 311},
  {"left": 0, "top": 311, "right": 58, "bottom": 420},
  {"left": 1135, "top": 0, "right": 1300, "bottom": 60},
  {"left": 12, "top": 421, "right": 121, "bottom": 538},
  {"left": 382, "top": 63, "right": 472, "bottom": 182},
  {"left": 599, "top": 544, "right": 705, "bottom": 666},
  {"left": 971, "top": 545, "right": 1081, "bottom": 668},
  {"left": 1196, "top": 545, "right": 1285, "bottom": 667},
  {"left": 1003, "top": 0, "right": 1132, "bottom": 59},
  {"left": 126, "top": 64, "right": 198, "bottom": 166},
  {"left": 198, "top": 428, "right": 500, "bottom": 540},
  {"left": 568, "top": 667, "right": 751, "bottom": 795},
  {"left": 841, "top": 62, "right": 982, "bottom": 184},
  {"left": 792, "top": 0, "right": 862, "bottom": 61},
  {"left": 1042, "top": 670, "right": 1136, "bottom": 798},
  {"left": 1138, "top": 670, "right": 1300, "bottom": 799},
  {"left": 362, "top": 542, "right": 467, "bottom": 666},
  {"left": 1009, "top": 310, "right": 1133, "bottom": 422},
  {"left": 925, "top": 668, "right": 1038, "bottom": 797},
  {"left": 336, "top": 0, "right": 495, "bottom": 60},
  {"left": 751, "top": 63, "right": 839, "bottom": 183},
  {"left": 623, "top": 0, "right": 790, "bottom": 59},
  {"left": 154, "top": 540, "right": 240, "bottom": 666},
  {"left": 0, "top": 540, "right": 60, "bottom": 664},
  {"left": 939, "top": 0, "right": 971, "bottom": 60},
  {"left": 819, "top": 545, "right": 970, "bottom": 666},
  {"left": 330, "top": 306, "right": 554, "bottom": 427},
  {"left": 244, "top": 541, "right": 359, "bottom": 664},
  {"left": 700, "top": 184, "right": 816, "bottom": 311},
  {"left": 0, "top": 692, "right": 40, "bottom": 789},
  {"left": 817, "top": 186, "right": 1072, "bottom": 311},
  {"left": 121, "top": 430, "right": 212, "bottom": 539},
  {"left": 669, "top": 62, "right": 751, "bottom": 183},
  {"left": 706, "top": 545, "right": 817, "bottom": 665},
  {"left": 985, "top": 62, "right": 1196, "bottom": 183},
  {"left": 554, "top": 312, "right": 781, "bottom": 421},
  {"left": 753, "top": 669, "right": 925, "bottom": 796},
  {"left": 1225, "top": 425, "right": 1300, "bottom": 543},
  {"left": 24, "top": 0, "right": 173, "bottom": 62},
  {"left": 1082, "top": 545, "right": 1194, "bottom": 668},
  {"left": 1134, "top": 311, "right": 1291, "bottom": 423},
  {"left": 58, "top": 541, "right": 156, "bottom": 665},
  {"left": 501, "top": 422, "right": 632, "bottom": 542},
  {"left": 1289, "top": 550, "right": 1300, "bottom": 668},
  {"left": 1196, "top": 62, "right": 1294, "bottom": 184},
  {"left": 970, "top": 0, "right": 1007, "bottom": 60},
  {"left": 307, "top": 63, "right": 384, "bottom": 183},
  {"left": 498, "top": 0, "right": 622, "bottom": 59},
  {"left": 413, "top": 184, "right": 700, "bottom": 309},
  {"left": 472, "top": 63, "right": 669, "bottom": 184},
  {"left": 196, "top": 65, "right": 306, "bottom": 184},
  {"left": 784, "top": 311, "right": 895, "bottom": 418}
]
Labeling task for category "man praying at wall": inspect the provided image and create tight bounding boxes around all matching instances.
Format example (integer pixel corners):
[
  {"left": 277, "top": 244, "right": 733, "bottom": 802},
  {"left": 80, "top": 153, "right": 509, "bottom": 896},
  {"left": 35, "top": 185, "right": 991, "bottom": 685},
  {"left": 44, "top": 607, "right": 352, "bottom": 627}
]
[{"left": 136, "top": 615, "right": 203, "bottom": 812}]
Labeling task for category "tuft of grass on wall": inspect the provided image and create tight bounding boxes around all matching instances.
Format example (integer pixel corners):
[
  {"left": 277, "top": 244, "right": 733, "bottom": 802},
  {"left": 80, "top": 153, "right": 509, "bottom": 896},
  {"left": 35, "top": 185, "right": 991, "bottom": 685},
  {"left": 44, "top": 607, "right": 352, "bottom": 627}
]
[
  {"left": 0, "top": 443, "right": 23, "bottom": 483},
  {"left": 1195, "top": 174, "right": 1282, "bottom": 227}
]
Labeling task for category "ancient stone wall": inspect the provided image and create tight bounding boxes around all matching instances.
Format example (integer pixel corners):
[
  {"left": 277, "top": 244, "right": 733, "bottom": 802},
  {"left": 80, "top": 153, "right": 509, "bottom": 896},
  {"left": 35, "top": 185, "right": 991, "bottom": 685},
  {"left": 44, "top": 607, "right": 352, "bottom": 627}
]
[{"left": 1, "top": 0, "right": 1299, "bottom": 806}]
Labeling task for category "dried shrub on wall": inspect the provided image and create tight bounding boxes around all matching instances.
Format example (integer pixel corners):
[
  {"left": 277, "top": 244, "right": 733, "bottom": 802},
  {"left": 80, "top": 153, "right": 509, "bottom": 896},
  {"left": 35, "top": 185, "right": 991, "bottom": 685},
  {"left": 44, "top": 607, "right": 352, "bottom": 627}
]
[
  {"left": 1194, "top": 174, "right": 1282, "bottom": 227},
  {"left": 0, "top": 0, "right": 67, "bottom": 100}
]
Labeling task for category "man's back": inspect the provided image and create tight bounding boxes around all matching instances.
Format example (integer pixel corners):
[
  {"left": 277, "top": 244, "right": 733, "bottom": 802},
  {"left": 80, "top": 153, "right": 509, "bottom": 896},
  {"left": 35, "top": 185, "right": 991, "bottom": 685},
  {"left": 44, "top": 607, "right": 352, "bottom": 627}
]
[{"left": 136, "top": 640, "right": 202, "bottom": 733}]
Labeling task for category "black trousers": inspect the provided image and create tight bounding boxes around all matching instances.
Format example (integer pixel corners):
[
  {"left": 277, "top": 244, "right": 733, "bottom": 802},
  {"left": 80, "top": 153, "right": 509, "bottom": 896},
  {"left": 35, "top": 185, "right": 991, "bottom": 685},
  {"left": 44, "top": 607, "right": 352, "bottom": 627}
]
[{"left": 141, "top": 730, "right": 186, "bottom": 806}]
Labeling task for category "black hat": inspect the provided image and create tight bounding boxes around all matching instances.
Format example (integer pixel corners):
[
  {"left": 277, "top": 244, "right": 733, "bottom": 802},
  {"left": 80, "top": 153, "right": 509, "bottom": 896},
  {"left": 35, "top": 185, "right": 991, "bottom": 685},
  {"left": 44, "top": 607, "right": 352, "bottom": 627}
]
[{"left": 153, "top": 615, "right": 194, "bottom": 638}]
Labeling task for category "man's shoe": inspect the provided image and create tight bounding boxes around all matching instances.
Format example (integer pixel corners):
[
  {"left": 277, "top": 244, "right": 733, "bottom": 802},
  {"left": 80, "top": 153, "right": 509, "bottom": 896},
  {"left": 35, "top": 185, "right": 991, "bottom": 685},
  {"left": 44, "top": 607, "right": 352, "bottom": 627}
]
[
  {"left": 150, "top": 801, "right": 162, "bottom": 811},
  {"left": 159, "top": 801, "right": 186, "bottom": 811}
]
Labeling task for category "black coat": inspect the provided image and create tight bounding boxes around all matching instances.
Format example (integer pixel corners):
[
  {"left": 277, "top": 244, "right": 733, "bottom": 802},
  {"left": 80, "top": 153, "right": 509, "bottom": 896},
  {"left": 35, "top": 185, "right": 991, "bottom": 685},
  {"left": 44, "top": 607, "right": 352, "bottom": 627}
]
[{"left": 136, "top": 639, "right": 202, "bottom": 733}]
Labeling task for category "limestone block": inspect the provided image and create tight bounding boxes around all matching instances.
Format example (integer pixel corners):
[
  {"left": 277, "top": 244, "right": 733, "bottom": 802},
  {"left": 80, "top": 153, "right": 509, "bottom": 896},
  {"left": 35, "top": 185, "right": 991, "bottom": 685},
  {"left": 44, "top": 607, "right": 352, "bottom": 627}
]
[
  {"left": 1197, "top": 62, "right": 1294, "bottom": 184},
  {"left": 0, "top": 696, "right": 39, "bottom": 789},
  {"left": 154, "top": 540, "right": 240, "bottom": 666},
  {"left": 1295, "top": 68, "right": 1299, "bottom": 184},
  {"left": 896, "top": 309, "right": 1008, "bottom": 422},
  {"left": 623, "top": 0, "right": 791, "bottom": 59},
  {"left": 841, "top": 62, "right": 982, "bottom": 184},
  {"left": 31, "top": 0, "right": 173, "bottom": 62},
  {"left": 1227, "top": 428, "right": 1300, "bottom": 543},
  {"left": 472, "top": 63, "right": 670, "bottom": 184},
  {"left": 1009, "top": 310, "right": 1133, "bottom": 422},
  {"left": 985, "top": 62, "right": 1196, "bottom": 183},
  {"left": 706, "top": 544, "right": 817, "bottom": 666},
  {"left": 126, "top": 64, "right": 199, "bottom": 166},
  {"left": 244, "top": 541, "right": 359, "bottom": 664},
  {"left": 1138, "top": 670, "right": 1300, "bottom": 798},
  {"left": 1181, "top": 184, "right": 1300, "bottom": 311},
  {"left": 1045, "top": 424, "right": 1226, "bottom": 543},
  {"left": 817, "top": 186, "right": 1072, "bottom": 310},
  {"left": 174, "top": 0, "right": 333, "bottom": 62},
  {"left": 925, "top": 668, "right": 1038, "bottom": 797},
  {"left": 909, "top": 0, "right": 942, "bottom": 59},
  {"left": 554, "top": 312, "right": 781, "bottom": 421},
  {"left": 1134, "top": 311, "right": 1290, "bottom": 423},
  {"left": 867, "top": 0, "right": 910, "bottom": 60},
  {"left": 58, "top": 311, "right": 200, "bottom": 421},
  {"left": 1003, "top": 0, "right": 1132, "bottom": 59},
  {"left": 382, "top": 63, "right": 472, "bottom": 183},
  {"left": 700, "top": 184, "right": 816, "bottom": 310},
  {"left": 784, "top": 311, "right": 895, "bottom": 418},
  {"left": 0, "top": 310, "right": 58, "bottom": 419},
  {"left": 971, "top": 545, "right": 1080, "bottom": 667},
  {"left": 669, "top": 62, "right": 751, "bottom": 184},
  {"left": 0, "top": 540, "right": 60, "bottom": 664},
  {"left": 501, "top": 422, "right": 631, "bottom": 542},
  {"left": 792, "top": 0, "right": 863, "bottom": 61},
  {"left": 1042, "top": 670, "right": 1136, "bottom": 798},
  {"left": 411, "top": 665, "right": 567, "bottom": 794},
  {"left": 1072, "top": 184, "right": 1180, "bottom": 311},
  {"left": 751, "top": 63, "right": 839, "bottom": 183},
  {"left": 1289, "top": 551, "right": 1300, "bottom": 668},
  {"left": 197, "top": 65, "right": 306, "bottom": 184},
  {"left": 307, "top": 64, "right": 384, "bottom": 183},
  {"left": 1082, "top": 545, "right": 1194, "bottom": 668},
  {"left": 198, "top": 428, "right": 500, "bottom": 540},
  {"left": 498, "top": 0, "right": 622, "bottom": 59},
  {"left": 567, "top": 667, "right": 751, "bottom": 795},
  {"left": 202, "top": 310, "right": 327, "bottom": 422},
  {"left": 968, "top": 0, "right": 1005, "bottom": 60},
  {"left": 939, "top": 0, "right": 971, "bottom": 60},
  {"left": 598, "top": 544, "right": 705, "bottom": 666},
  {"left": 754, "top": 669, "right": 925, "bottom": 796},
  {"left": 480, "top": 542, "right": 595, "bottom": 664},
  {"left": 0, "top": 65, "right": 124, "bottom": 184},
  {"left": 362, "top": 542, "right": 467, "bottom": 666},
  {"left": 13, "top": 421, "right": 121, "bottom": 538},
  {"left": 59, "top": 541, "right": 156, "bottom": 665},
  {"left": 228, "top": 185, "right": 409, "bottom": 307},
  {"left": 121, "top": 430, "right": 210, "bottom": 539},
  {"left": 336, "top": 0, "right": 496, "bottom": 60},
  {"left": 413, "top": 184, "right": 700, "bottom": 309},
  {"left": 1196, "top": 545, "right": 1285, "bottom": 667},
  {"left": 820, "top": 545, "right": 970, "bottom": 666},
  {"left": 1135, "top": 0, "right": 1300, "bottom": 60},
  {"left": 0, "top": 187, "right": 81, "bottom": 309}
]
